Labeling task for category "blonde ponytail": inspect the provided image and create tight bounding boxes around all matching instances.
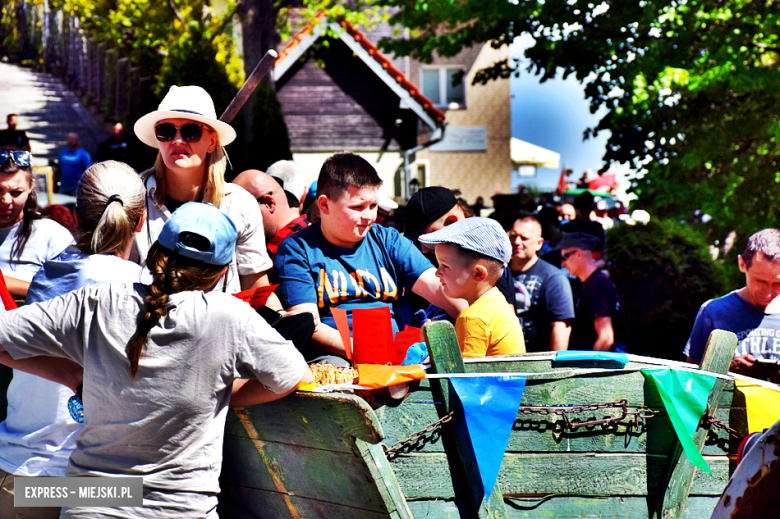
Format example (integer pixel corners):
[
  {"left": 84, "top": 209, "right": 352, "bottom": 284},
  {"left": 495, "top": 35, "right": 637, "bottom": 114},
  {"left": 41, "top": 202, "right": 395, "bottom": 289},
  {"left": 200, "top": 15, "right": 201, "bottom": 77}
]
[{"left": 75, "top": 161, "right": 145, "bottom": 256}]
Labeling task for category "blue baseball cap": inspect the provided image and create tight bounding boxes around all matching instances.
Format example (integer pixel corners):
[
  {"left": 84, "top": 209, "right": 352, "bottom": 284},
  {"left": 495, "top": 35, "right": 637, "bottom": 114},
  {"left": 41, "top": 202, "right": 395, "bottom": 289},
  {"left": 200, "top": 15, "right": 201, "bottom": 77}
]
[
  {"left": 419, "top": 217, "right": 511, "bottom": 266},
  {"left": 157, "top": 202, "right": 237, "bottom": 266}
]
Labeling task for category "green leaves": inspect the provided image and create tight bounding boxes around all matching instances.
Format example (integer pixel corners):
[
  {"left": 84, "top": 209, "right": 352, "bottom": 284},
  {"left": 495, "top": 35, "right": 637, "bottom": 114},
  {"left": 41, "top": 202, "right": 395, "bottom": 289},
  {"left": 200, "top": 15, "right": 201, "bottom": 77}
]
[{"left": 371, "top": 0, "right": 780, "bottom": 242}]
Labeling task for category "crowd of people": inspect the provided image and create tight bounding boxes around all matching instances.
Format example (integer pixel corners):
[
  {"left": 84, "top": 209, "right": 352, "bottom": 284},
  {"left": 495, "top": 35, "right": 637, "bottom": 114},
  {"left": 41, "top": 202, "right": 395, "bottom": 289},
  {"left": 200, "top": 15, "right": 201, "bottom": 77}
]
[{"left": 0, "top": 84, "right": 776, "bottom": 518}]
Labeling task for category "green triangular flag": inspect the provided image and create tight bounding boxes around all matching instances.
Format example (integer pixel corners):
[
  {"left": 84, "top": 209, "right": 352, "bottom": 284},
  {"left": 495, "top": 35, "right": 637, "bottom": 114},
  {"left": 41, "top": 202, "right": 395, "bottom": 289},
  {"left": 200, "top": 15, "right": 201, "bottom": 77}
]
[{"left": 642, "top": 368, "right": 717, "bottom": 474}]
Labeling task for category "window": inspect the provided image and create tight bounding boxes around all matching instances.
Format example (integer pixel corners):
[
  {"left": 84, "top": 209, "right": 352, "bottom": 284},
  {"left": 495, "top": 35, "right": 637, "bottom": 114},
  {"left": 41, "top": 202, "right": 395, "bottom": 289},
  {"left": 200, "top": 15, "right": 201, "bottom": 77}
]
[{"left": 420, "top": 67, "right": 465, "bottom": 108}]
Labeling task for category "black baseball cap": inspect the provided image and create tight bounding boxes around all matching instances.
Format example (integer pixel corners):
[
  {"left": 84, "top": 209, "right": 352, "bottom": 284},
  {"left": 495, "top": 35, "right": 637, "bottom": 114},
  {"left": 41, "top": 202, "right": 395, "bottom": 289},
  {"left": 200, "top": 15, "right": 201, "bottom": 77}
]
[{"left": 405, "top": 187, "right": 457, "bottom": 241}]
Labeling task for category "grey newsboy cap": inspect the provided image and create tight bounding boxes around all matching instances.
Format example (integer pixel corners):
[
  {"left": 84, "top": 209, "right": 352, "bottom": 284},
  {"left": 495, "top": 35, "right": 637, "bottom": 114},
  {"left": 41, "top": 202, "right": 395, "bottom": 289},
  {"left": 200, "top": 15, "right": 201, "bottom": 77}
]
[
  {"left": 559, "top": 232, "right": 602, "bottom": 252},
  {"left": 419, "top": 217, "right": 511, "bottom": 265}
]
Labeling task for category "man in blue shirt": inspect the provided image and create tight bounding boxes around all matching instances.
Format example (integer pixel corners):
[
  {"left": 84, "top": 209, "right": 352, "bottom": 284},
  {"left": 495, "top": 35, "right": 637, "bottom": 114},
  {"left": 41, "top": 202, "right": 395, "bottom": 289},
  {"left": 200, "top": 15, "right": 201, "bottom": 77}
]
[
  {"left": 685, "top": 228, "right": 780, "bottom": 382},
  {"left": 273, "top": 153, "right": 465, "bottom": 360},
  {"left": 58, "top": 133, "right": 91, "bottom": 195}
]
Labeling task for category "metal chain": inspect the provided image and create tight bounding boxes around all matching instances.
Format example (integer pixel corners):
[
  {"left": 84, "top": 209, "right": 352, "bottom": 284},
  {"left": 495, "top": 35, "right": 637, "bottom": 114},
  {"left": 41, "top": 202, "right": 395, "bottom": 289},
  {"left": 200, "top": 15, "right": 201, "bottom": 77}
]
[
  {"left": 381, "top": 401, "right": 740, "bottom": 459},
  {"left": 382, "top": 412, "right": 454, "bottom": 457},
  {"left": 517, "top": 399, "right": 660, "bottom": 429},
  {"left": 703, "top": 413, "right": 741, "bottom": 439}
]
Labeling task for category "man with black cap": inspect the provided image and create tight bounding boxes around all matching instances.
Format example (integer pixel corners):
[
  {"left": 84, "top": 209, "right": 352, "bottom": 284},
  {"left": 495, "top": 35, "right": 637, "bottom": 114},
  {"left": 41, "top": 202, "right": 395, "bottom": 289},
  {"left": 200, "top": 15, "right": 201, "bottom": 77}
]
[
  {"left": 405, "top": 187, "right": 467, "bottom": 249},
  {"left": 232, "top": 169, "right": 308, "bottom": 260},
  {"left": 560, "top": 191, "right": 606, "bottom": 251},
  {"left": 561, "top": 232, "right": 627, "bottom": 351}
]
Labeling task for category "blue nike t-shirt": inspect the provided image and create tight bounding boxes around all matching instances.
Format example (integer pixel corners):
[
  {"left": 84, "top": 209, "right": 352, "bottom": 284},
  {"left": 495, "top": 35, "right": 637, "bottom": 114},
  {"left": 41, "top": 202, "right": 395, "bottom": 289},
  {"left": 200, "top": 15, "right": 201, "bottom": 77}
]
[{"left": 272, "top": 223, "right": 433, "bottom": 332}]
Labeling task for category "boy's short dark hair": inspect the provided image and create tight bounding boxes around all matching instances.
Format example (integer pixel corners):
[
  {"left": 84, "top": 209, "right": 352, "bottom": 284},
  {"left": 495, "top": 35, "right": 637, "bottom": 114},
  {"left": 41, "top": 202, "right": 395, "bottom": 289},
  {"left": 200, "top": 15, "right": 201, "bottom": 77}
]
[
  {"left": 317, "top": 152, "right": 382, "bottom": 200},
  {"left": 452, "top": 245, "right": 505, "bottom": 282}
]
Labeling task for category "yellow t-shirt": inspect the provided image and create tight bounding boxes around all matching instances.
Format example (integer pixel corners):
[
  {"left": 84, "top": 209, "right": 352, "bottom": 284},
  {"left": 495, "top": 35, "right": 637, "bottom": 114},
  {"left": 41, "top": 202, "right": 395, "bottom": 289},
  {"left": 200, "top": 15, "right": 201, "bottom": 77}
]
[{"left": 455, "top": 290, "right": 526, "bottom": 357}]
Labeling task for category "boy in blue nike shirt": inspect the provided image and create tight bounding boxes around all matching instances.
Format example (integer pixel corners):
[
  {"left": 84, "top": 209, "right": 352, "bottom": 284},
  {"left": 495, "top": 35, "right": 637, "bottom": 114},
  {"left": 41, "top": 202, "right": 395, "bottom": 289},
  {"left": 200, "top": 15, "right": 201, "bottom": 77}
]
[{"left": 272, "top": 152, "right": 465, "bottom": 361}]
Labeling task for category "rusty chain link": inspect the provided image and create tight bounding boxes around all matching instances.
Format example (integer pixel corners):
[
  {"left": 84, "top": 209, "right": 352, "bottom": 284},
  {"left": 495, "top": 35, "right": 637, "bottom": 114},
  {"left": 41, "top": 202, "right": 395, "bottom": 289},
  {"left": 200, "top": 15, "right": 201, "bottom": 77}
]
[
  {"left": 703, "top": 413, "right": 741, "bottom": 439},
  {"left": 517, "top": 399, "right": 660, "bottom": 429},
  {"left": 381, "top": 400, "right": 740, "bottom": 459},
  {"left": 382, "top": 412, "right": 454, "bottom": 458}
]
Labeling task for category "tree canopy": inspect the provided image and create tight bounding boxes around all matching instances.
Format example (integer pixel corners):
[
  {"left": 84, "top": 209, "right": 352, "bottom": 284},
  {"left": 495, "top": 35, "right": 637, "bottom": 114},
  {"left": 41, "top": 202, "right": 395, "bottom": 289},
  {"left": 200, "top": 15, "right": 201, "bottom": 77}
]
[{"left": 376, "top": 0, "right": 780, "bottom": 241}]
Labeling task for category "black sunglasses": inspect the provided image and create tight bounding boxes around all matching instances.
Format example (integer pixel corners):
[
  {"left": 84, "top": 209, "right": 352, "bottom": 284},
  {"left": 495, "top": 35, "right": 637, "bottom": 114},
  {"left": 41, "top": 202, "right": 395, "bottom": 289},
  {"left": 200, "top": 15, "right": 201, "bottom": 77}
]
[
  {"left": 154, "top": 122, "right": 205, "bottom": 143},
  {"left": 561, "top": 250, "right": 579, "bottom": 261},
  {"left": 0, "top": 150, "right": 31, "bottom": 167}
]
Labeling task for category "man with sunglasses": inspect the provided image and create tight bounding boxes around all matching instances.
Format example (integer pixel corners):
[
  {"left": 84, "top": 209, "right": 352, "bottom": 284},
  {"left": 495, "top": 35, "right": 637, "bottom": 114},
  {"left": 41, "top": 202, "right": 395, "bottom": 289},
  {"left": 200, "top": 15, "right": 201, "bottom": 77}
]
[
  {"left": 58, "top": 133, "right": 91, "bottom": 196},
  {"left": 561, "top": 232, "right": 628, "bottom": 351}
]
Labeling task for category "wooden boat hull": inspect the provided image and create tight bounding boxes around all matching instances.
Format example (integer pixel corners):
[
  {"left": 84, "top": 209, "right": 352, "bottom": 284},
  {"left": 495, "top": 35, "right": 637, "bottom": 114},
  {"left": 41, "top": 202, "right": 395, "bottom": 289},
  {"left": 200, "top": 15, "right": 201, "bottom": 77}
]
[{"left": 218, "top": 327, "right": 746, "bottom": 518}]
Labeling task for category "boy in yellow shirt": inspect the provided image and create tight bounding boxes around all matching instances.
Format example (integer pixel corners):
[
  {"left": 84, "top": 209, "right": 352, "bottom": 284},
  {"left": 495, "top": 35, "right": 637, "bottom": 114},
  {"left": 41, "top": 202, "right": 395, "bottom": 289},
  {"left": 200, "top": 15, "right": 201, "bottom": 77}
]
[{"left": 419, "top": 218, "right": 525, "bottom": 357}]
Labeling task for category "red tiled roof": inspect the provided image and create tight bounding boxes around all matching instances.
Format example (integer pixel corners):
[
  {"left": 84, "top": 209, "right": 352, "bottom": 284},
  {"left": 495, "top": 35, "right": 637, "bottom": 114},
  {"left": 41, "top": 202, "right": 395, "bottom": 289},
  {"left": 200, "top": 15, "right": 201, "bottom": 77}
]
[
  {"left": 275, "top": 12, "right": 327, "bottom": 67},
  {"left": 275, "top": 14, "right": 446, "bottom": 124}
]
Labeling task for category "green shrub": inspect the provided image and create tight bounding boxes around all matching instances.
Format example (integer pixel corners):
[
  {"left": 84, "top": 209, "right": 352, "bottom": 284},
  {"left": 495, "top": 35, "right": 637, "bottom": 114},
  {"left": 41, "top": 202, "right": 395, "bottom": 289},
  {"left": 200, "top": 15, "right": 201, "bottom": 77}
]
[{"left": 607, "top": 219, "right": 726, "bottom": 361}]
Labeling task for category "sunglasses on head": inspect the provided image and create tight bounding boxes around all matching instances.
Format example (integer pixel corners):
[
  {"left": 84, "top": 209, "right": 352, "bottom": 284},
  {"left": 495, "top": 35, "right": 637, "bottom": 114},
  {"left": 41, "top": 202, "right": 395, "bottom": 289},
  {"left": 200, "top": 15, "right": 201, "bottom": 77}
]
[
  {"left": 0, "top": 149, "right": 31, "bottom": 167},
  {"left": 154, "top": 122, "right": 205, "bottom": 143}
]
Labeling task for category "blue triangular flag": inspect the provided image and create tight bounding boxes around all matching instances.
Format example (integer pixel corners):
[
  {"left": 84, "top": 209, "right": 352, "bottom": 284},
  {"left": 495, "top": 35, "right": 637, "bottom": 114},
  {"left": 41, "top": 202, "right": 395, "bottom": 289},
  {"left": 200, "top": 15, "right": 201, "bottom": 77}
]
[{"left": 451, "top": 375, "right": 527, "bottom": 501}]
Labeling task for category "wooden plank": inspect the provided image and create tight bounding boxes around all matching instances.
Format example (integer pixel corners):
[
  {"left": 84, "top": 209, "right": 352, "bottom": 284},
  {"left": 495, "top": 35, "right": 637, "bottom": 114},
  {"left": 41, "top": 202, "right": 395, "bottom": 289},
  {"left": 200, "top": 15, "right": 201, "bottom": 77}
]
[
  {"left": 654, "top": 330, "right": 739, "bottom": 519},
  {"left": 220, "top": 394, "right": 407, "bottom": 517},
  {"left": 424, "top": 320, "right": 510, "bottom": 518},
  {"left": 390, "top": 452, "right": 731, "bottom": 499},
  {"left": 221, "top": 435, "right": 392, "bottom": 513},
  {"left": 359, "top": 440, "right": 415, "bottom": 519},
  {"left": 405, "top": 496, "right": 722, "bottom": 519},
  {"left": 375, "top": 378, "right": 743, "bottom": 457},
  {"left": 225, "top": 392, "right": 384, "bottom": 452},
  {"left": 217, "top": 486, "right": 395, "bottom": 519},
  {"left": 378, "top": 397, "right": 742, "bottom": 456}
]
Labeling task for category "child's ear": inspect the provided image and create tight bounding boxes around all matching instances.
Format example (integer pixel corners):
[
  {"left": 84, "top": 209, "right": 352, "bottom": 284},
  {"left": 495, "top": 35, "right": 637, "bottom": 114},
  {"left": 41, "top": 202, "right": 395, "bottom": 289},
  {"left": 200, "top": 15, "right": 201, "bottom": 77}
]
[
  {"left": 444, "top": 214, "right": 460, "bottom": 226},
  {"left": 317, "top": 195, "right": 330, "bottom": 216},
  {"left": 473, "top": 263, "right": 489, "bottom": 283}
]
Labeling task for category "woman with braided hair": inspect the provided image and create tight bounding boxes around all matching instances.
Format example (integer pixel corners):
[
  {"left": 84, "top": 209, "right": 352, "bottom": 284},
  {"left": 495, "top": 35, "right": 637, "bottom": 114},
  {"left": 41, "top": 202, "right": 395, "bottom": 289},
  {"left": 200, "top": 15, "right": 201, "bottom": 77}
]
[
  {"left": 0, "top": 160, "right": 149, "bottom": 519},
  {"left": 0, "top": 202, "right": 310, "bottom": 519}
]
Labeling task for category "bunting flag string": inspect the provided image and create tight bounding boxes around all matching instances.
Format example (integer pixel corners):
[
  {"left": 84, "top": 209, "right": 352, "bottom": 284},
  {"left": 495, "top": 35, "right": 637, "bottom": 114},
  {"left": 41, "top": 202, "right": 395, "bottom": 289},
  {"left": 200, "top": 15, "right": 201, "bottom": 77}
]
[
  {"left": 642, "top": 368, "right": 716, "bottom": 474},
  {"left": 450, "top": 376, "right": 527, "bottom": 503}
]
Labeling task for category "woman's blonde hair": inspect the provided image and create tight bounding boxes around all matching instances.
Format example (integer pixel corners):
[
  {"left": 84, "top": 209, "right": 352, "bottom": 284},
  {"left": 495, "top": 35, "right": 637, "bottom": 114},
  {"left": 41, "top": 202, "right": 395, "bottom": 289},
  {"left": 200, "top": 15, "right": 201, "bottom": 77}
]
[
  {"left": 125, "top": 241, "right": 226, "bottom": 378},
  {"left": 75, "top": 161, "right": 146, "bottom": 256},
  {"left": 143, "top": 128, "right": 227, "bottom": 209}
]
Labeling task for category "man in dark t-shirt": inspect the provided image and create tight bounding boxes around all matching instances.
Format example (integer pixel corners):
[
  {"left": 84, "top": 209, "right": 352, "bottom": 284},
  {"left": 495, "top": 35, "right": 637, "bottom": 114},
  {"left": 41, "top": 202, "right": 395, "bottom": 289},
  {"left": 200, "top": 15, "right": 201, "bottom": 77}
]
[
  {"left": 509, "top": 215, "right": 574, "bottom": 351},
  {"left": 561, "top": 232, "right": 627, "bottom": 351},
  {"left": 0, "top": 114, "right": 30, "bottom": 151}
]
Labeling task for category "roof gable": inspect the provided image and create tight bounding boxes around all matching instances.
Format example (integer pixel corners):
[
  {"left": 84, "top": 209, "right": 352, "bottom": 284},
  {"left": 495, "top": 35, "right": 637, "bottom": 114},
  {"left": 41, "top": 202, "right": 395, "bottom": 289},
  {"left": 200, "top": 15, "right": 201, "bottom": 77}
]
[{"left": 275, "top": 16, "right": 445, "bottom": 130}]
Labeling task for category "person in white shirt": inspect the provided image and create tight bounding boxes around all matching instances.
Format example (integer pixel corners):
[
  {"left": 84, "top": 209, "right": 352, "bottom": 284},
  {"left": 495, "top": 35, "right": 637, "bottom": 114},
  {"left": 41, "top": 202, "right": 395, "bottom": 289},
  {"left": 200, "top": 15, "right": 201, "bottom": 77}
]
[{"left": 0, "top": 148, "right": 73, "bottom": 299}]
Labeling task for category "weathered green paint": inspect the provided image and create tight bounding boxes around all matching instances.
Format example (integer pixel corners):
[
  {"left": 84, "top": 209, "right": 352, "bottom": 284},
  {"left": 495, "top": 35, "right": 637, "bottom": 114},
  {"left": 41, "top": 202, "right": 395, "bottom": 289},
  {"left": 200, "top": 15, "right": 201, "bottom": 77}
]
[
  {"left": 227, "top": 391, "right": 383, "bottom": 450},
  {"left": 406, "top": 496, "right": 722, "bottom": 519},
  {"left": 376, "top": 380, "right": 743, "bottom": 458},
  {"left": 424, "top": 320, "right": 510, "bottom": 518},
  {"left": 359, "top": 440, "right": 415, "bottom": 519},
  {"left": 389, "top": 452, "right": 731, "bottom": 499},
  {"left": 217, "top": 328, "right": 745, "bottom": 518},
  {"left": 219, "top": 392, "right": 405, "bottom": 518},
  {"left": 654, "top": 330, "right": 738, "bottom": 519}
]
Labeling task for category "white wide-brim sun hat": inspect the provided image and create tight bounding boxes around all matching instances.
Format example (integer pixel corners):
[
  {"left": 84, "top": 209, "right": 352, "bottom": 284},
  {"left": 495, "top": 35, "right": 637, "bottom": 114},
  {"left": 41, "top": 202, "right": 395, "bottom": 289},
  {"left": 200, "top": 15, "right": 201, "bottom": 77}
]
[{"left": 134, "top": 85, "right": 237, "bottom": 149}]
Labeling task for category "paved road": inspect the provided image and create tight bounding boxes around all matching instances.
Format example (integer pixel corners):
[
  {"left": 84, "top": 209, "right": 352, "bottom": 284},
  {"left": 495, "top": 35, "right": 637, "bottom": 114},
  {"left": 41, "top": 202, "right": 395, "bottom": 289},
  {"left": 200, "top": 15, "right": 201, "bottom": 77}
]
[{"left": 0, "top": 61, "right": 108, "bottom": 167}]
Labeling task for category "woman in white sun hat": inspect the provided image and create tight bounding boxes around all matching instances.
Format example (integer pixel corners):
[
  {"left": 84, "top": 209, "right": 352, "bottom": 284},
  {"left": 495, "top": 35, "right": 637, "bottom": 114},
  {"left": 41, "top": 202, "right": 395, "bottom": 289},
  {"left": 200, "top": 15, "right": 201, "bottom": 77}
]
[{"left": 132, "top": 85, "right": 277, "bottom": 298}]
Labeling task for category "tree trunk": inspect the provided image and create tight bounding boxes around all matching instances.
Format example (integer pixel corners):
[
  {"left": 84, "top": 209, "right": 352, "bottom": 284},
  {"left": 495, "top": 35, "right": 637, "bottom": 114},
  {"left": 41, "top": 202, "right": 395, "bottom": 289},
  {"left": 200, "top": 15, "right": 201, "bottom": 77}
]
[{"left": 237, "top": 0, "right": 281, "bottom": 164}]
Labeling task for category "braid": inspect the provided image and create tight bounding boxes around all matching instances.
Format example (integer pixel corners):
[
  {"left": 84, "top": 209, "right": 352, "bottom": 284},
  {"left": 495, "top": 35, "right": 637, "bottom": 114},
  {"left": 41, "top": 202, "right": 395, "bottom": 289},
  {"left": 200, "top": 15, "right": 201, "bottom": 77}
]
[
  {"left": 126, "top": 250, "right": 170, "bottom": 378},
  {"left": 125, "top": 242, "right": 227, "bottom": 379}
]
